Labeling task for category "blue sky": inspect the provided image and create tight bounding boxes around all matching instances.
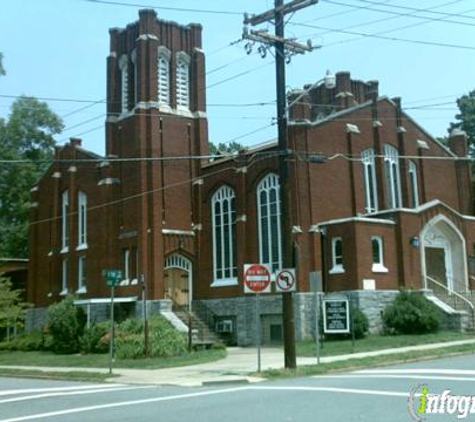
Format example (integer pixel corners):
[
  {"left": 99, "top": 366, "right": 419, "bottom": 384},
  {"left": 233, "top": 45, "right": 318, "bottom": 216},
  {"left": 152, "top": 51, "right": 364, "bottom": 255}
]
[{"left": 1, "top": 0, "right": 474, "bottom": 156}]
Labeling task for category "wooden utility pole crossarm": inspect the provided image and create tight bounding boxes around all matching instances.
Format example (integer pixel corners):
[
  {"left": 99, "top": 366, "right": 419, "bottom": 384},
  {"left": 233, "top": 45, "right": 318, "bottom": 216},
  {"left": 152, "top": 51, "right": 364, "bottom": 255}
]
[{"left": 243, "top": 0, "right": 320, "bottom": 370}]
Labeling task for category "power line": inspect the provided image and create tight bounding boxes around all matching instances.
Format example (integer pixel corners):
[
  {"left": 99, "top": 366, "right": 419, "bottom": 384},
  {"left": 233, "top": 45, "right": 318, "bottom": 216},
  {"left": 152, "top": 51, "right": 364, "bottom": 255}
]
[
  {"left": 300, "top": 0, "right": 475, "bottom": 44},
  {"left": 290, "top": 21, "right": 475, "bottom": 51},
  {"left": 323, "top": 0, "right": 475, "bottom": 28},
  {"left": 29, "top": 150, "right": 286, "bottom": 227},
  {"left": 0, "top": 148, "right": 284, "bottom": 165},
  {"left": 352, "top": 0, "right": 475, "bottom": 21},
  {"left": 81, "top": 0, "right": 243, "bottom": 15}
]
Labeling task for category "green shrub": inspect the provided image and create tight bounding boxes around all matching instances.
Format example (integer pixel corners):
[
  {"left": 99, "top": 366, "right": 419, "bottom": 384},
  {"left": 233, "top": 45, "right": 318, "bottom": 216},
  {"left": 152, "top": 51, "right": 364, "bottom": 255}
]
[
  {"left": 47, "top": 296, "right": 86, "bottom": 354},
  {"left": 79, "top": 322, "right": 109, "bottom": 354},
  {"left": 383, "top": 291, "right": 443, "bottom": 335},
  {"left": 0, "top": 331, "right": 45, "bottom": 351},
  {"left": 115, "top": 333, "right": 144, "bottom": 359},
  {"left": 351, "top": 307, "right": 369, "bottom": 339},
  {"left": 114, "top": 317, "right": 187, "bottom": 359},
  {"left": 148, "top": 317, "right": 187, "bottom": 358}
]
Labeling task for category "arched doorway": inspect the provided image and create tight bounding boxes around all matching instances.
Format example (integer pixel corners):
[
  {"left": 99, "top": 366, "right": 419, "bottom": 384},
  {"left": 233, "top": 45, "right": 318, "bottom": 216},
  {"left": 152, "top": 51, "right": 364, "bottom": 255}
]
[
  {"left": 164, "top": 254, "right": 192, "bottom": 310},
  {"left": 420, "top": 215, "right": 468, "bottom": 292}
]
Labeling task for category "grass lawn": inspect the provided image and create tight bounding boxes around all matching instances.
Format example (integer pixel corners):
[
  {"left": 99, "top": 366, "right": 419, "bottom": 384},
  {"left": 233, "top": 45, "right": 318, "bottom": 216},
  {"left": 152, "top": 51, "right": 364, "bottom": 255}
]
[
  {"left": 0, "top": 368, "right": 114, "bottom": 382},
  {"left": 296, "top": 331, "right": 474, "bottom": 357},
  {"left": 0, "top": 348, "right": 227, "bottom": 370},
  {"left": 264, "top": 342, "right": 475, "bottom": 380}
]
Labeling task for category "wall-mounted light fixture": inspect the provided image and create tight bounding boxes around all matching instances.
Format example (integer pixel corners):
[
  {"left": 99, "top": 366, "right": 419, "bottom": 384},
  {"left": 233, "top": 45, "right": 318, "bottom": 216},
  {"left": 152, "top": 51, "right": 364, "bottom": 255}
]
[{"left": 410, "top": 236, "right": 420, "bottom": 248}]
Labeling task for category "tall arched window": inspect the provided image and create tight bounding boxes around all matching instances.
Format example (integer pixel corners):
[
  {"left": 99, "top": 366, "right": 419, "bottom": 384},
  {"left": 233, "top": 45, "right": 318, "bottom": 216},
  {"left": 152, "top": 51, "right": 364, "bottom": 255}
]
[
  {"left": 362, "top": 149, "right": 378, "bottom": 213},
  {"left": 409, "top": 160, "right": 420, "bottom": 208},
  {"left": 157, "top": 52, "right": 170, "bottom": 106},
  {"left": 61, "top": 190, "right": 69, "bottom": 251},
  {"left": 212, "top": 186, "right": 237, "bottom": 285},
  {"left": 176, "top": 53, "right": 190, "bottom": 109},
  {"left": 119, "top": 55, "right": 129, "bottom": 114},
  {"left": 384, "top": 144, "right": 402, "bottom": 209},
  {"left": 257, "top": 174, "right": 282, "bottom": 272},
  {"left": 78, "top": 191, "right": 87, "bottom": 248}
]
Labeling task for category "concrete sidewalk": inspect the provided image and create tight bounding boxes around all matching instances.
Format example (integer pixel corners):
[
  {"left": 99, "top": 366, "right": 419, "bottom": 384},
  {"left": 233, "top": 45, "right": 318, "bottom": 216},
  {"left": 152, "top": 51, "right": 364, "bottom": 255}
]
[{"left": 1, "top": 339, "right": 474, "bottom": 387}]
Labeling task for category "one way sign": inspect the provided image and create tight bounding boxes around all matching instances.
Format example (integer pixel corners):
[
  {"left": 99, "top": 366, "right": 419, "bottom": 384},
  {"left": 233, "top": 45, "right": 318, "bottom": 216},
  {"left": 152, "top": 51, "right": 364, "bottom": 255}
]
[{"left": 275, "top": 268, "right": 296, "bottom": 293}]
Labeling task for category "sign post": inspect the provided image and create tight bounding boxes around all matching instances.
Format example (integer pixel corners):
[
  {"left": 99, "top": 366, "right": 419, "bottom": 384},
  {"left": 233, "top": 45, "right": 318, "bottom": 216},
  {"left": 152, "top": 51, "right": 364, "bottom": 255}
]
[
  {"left": 244, "top": 264, "right": 271, "bottom": 373},
  {"left": 310, "top": 272, "right": 323, "bottom": 365},
  {"left": 102, "top": 269, "right": 122, "bottom": 375}
]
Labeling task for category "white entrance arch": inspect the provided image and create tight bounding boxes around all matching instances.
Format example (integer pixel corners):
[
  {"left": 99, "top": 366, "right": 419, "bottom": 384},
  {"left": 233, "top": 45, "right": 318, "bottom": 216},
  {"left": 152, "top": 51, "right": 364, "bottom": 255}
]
[
  {"left": 164, "top": 253, "right": 193, "bottom": 310},
  {"left": 420, "top": 214, "right": 468, "bottom": 292}
]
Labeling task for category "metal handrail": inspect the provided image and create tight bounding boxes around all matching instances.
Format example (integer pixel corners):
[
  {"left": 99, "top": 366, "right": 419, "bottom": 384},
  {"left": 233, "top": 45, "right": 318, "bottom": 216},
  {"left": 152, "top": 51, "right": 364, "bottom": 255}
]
[
  {"left": 426, "top": 275, "right": 474, "bottom": 312},
  {"left": 169, "top": 297, "right": 199, "bottom": 350}
]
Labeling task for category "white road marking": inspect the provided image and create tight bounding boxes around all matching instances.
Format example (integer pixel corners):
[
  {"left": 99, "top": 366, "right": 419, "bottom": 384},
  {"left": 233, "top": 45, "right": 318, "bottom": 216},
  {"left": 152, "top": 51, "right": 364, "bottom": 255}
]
[
  {"left": 0, "top": 386, "right": 155, "bottom": 404},
  {"left": 0, "top": 385, "right": 411, "bottom": 421},
  {"left": 248, "top": 386, "right": 409, "bottom": 397},
  {"left": 355, "top": 369, "right": 475, "bottom": 375},
  {"left": 312, "top": 374, "right": 475, "bottom": 382},
  {"left": 0, "top": 386, "right": 249, "bottom": 422},
  {"left": 0, "top": 384, "right": 126, "bottom": 397}
]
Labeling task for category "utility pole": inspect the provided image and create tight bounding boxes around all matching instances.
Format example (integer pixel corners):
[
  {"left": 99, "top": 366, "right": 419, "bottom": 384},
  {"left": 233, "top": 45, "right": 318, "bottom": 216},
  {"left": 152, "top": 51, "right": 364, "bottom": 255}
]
[{"left": 243, "top": 0, "right": 319, "bottom": 369}]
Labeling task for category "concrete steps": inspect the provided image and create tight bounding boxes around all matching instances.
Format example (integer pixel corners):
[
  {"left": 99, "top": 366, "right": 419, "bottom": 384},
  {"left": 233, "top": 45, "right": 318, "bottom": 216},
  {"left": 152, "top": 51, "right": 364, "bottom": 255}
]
[{"left": 173, "top": 309, "right": 220, "bottom": 348}]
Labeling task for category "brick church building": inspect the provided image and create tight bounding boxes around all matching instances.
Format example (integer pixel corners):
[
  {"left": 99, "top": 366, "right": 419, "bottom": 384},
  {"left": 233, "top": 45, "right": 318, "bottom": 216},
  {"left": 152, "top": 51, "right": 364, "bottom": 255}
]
[{"left": 28, "top": 10, "right": 475, "bottom": 344}]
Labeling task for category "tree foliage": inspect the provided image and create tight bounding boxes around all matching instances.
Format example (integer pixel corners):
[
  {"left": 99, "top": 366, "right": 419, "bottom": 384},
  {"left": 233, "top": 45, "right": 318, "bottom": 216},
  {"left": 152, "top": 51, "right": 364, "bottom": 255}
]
[
  {"left": 0, "top": 276, "right": 30, "bottom": 329},
  {"left": 0, "top": 96, "right": 63, "bottom": 257},
  {"left": 449, "top": 89, "right": 475, "bottom": 154},
  {"left": 0, "top": 52, "right": 5, "bottom": 76}
]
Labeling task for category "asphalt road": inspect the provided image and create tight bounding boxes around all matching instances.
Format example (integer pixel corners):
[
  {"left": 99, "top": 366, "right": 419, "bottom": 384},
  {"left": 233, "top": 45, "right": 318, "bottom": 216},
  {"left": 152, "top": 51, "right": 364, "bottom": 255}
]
[{"left": 1, "top": 353, "right": 475, "bottom": 422}]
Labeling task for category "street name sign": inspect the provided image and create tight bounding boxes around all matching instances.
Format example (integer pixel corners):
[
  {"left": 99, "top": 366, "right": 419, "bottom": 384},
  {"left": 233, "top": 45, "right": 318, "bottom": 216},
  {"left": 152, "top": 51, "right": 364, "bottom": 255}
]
[{"left": 102, "top": 269, "right": 123, "bottom": 287}]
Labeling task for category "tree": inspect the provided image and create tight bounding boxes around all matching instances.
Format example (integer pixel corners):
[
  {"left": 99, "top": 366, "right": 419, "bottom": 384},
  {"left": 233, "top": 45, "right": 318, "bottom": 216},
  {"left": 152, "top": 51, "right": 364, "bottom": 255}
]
[
  {"left": 209, "top": 141, "right": 245, "bottom": 155},
  {"left": 449, "top": 89, "right": 475, "bottom": 154},
  {"left": 0, "top": 276, "right": 30, "bottom": 336},
  {"left": 0, "top": 96, "right": 64, "bottom": 257},
  {"left": 0, "top": 52, "right": 5, "bottom": 76}
]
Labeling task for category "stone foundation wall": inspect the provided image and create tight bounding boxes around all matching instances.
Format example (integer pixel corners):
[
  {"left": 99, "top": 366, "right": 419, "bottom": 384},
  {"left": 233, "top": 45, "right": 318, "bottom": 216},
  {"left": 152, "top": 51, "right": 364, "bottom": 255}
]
[
  {"left": 25, "top": 300, "right": 173, "bottom": 331},
  {"left": 194, "top": 290, "right": 401, "bottom": 345}
]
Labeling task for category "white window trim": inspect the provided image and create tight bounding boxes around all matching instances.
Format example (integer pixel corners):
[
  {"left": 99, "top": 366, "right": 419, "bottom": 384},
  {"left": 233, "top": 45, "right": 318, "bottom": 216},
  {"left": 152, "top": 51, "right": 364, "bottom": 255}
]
[
  {"left": 157, "top": 47, "right": 171, "bottom": 107},
  {"left": 61, "top": 190, "right": 69, "bottom": 252},
  {"left": 384, "top": 144, "right": 402, "bottom": 209},
  {"left": 329, "top": 237, "right": 345, "bottom": 274},
  {"left": 77, "top": 256, "right": 87, "bottom": 294},
  {"left": 78, "top": 191, "right": 87, "bottom": 249},
  {"left": 131, "top": 49, "right": 138, "bottom": 106},
  {"left": 371, "top": 236, "right": 388, "bottom": 273},
  {"left": 121, "top": 248, "right": 130, "bottom": 285},
  {"left": 409, "top": 160, "right": 420, "bottom": 208},
  {"left": 257, "top": 174, "right": 282, "bottom": 272},
  {"left": 211, "top": 186, "right": 237, "bottom": 286},
  {"left": 61, "top": 259, "right": 69, "bottom": 296},
  {"left": 119, "top": 55, "right": 129, "bottom": 114},
  {"left": 362, "top": 149, "right": 378, "bottom": 213},
  {"left": 211, "top": 278, "right": 238, "bottom": 288},
  {"left": 176, "top": 52, "right": 190, "bottom": 110}
]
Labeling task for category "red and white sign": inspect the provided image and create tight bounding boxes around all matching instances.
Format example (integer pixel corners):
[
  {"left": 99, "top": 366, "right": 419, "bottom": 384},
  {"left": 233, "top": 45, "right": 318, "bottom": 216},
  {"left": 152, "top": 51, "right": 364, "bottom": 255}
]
[
  {"left": 244, "top": 264, "right": 271, "bottom": 294},
  {"left": 275, "top": 269, "right": 296, "bottom": 293}
]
